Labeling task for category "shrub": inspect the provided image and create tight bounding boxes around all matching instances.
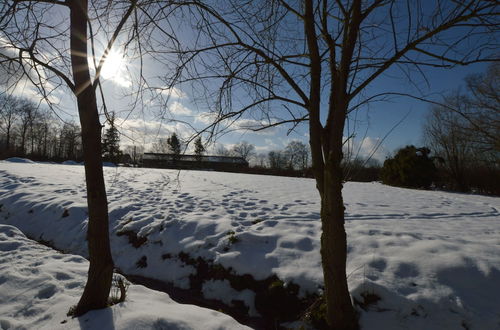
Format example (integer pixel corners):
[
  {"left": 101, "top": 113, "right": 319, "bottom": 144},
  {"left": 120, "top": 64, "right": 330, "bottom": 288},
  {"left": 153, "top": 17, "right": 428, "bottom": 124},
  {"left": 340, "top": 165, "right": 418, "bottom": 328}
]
[{"left": 381, "top": 145, "right": 436, "bottom": 189}]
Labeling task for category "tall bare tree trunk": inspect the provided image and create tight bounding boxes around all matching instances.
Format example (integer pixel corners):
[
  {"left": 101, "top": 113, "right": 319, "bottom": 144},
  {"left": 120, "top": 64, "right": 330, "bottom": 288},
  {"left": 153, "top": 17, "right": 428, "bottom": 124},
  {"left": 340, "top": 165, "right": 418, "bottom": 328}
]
[
  {"left": 304, "top": 0, "right": 358, "bottom": 327},
  {"left": 70, "top": 0, "right": 114, "bottom": 316},
  {"left": 321, "top": 161, "right": 358, "bottom": 329}
]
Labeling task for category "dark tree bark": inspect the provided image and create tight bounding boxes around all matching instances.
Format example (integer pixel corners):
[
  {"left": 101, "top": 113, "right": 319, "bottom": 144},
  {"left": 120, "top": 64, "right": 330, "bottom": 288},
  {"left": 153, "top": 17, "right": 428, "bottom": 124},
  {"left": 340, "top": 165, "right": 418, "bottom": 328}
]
[
  {"left": 304, "top": 0, "right": 358, "bottom": 326},
  {"left": 69, "top": 0, "right": 114, "bottom": 316}
]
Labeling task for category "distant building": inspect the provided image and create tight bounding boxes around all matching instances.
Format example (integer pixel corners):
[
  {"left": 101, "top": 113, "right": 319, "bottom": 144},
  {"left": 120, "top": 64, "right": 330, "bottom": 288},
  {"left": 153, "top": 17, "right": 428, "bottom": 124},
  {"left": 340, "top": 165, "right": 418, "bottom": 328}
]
[{"left": 142, "top": 153, "right": 249, "bottom": 171}]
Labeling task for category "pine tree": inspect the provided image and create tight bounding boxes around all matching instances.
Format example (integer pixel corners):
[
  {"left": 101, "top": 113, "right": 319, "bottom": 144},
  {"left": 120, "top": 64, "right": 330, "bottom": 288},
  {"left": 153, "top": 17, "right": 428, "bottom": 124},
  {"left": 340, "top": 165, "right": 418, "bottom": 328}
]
[
  {"left": 167, "top": 132, "right": 181, "bottom": 160},
  {"left": 102, "top": 113, "right": 121, "bottom": 164},
  {"left": 194, "top": 137, "right": 205, "bottom": 162}
]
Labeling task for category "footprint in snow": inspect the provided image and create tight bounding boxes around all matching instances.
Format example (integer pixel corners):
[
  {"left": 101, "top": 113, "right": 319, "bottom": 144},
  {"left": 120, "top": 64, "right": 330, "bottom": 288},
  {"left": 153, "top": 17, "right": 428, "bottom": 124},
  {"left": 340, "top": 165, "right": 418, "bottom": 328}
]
[
  {"left": 54, "top": 272, "right": 72, "bottom": 281},
  {"left": 36, "top": 284, "right": 57, "bottom": 299},
  {"left": 368, "top": 258, "right": 387, "bottom": 272},
  {"left": 394, "top": 262, "right": 420, "bottom": 278}
]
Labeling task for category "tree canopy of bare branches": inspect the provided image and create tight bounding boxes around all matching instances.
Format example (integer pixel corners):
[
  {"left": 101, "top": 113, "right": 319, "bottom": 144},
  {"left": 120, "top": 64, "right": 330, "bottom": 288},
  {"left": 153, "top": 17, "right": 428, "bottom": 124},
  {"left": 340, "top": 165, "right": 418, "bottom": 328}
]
[
  {"left": 0, "top": 0, "right": 148, "bottom": 316},
  {"left": 424, "top": 63, "right": 499, "bottom": 193},
  {"left": 159, "top": 1, "right": 499, "bottom": 328}
]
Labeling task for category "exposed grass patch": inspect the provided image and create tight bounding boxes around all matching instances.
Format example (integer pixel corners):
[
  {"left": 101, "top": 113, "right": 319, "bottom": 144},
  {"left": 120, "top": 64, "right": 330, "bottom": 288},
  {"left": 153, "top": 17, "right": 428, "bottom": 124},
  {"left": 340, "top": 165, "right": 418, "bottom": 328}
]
[
  {"left": 166, "top": 251, "right": 318, "bottom": 323},
  {"left": 136, "top": 256, "right": 148, "bottom": 268},
  {"left": 116, "top": 230, "right": 147, "bottom": 248},
  {"left": 353, "top": 291, "right": 381, "bottom": 311},
  {"left": 109, "top": 275, "right": 129, "bottom": 305},
  {"left": 224, "top": 230, "right": 240, "bottom": 248},
  {"left": 67, "top": 276, "right": 130, "bottom": 317}
]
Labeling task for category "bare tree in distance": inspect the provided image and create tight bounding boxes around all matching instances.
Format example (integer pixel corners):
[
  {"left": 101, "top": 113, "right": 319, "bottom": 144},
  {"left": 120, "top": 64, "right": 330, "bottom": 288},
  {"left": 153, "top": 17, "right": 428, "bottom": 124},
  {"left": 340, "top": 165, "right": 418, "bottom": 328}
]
[
  {"left": 124, "top": 144, "right": 144, "bottom": 166},
  {"left": 268, "top": 150, "right": 288, "bottom": 170},
  {"left": 231, "top": 140, "right": 255, "bottom": 162},
  {"left": 0, "top": 95, "right": 22, "bottom": 152},
  {"left": 285, "top": 140, "right": 309, "bottom": 170},
  {"left": 424, "top": 94, "right": 474, "bottom": 191},
  {"left": 151, "top": 137, "right": 170, "bottom": 154},
  {"left": 215, "top": 143, "right": 231, "bottom": 157},
  {"left": 424, "top": 63, "right": 499, "bottom": 192},
  {"left": 160, "top": 1, "right": 499, "bottom": 328},
  {"left": 457, "top": 63, "right": 499, "bottom": 156},
  {"left": 254, "top": 153, "right": 267, "bottom": 167}
]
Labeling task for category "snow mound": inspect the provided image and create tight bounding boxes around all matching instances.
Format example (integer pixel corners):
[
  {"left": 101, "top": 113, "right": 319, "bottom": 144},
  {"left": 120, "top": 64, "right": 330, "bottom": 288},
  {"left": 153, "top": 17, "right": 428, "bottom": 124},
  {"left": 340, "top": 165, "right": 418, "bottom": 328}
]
[
  {"left": 0, "top": 224, "right": 249, "bottom": 330},
  {"left": 3, "top": 157, "right": 35, "bottom": 163},
  {"left": 103, "top": 162, "right": 117, "bottom": 167},
  {"left": 62, "top": 160, "right": 81, "bottom": 165}
]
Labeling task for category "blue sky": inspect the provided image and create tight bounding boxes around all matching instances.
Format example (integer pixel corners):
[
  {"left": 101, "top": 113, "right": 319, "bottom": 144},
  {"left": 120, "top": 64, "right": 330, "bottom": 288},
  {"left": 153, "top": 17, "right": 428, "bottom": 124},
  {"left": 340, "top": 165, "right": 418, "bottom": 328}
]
[
  {"left": 3, "top": 36, "right": 489, "bottom": 162},
  {"left": 1, "top": 2, "right": 495, "bottom": 162},
  {"left": 112, "top": 60, "right": 489, "bottom": 161}
]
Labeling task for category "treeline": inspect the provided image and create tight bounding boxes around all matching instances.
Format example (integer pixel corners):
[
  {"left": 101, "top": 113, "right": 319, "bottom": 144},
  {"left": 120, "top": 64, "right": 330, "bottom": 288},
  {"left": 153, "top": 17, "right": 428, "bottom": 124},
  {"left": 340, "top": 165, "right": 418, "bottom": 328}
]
[
  {"left": 381, "top": 64, "right": 499, "bottom": 196},
  {"left": 0, "top": 95, "right": 126, "bottom": 164},
  {"left": 0, "top": 95, "right": 83, "bottom": 161},
  {"left": 215, "top": 140, "right": 381, "bottom": 181},
  {"left": 424, "top": 63, "right": 499, "bottom": 195}
]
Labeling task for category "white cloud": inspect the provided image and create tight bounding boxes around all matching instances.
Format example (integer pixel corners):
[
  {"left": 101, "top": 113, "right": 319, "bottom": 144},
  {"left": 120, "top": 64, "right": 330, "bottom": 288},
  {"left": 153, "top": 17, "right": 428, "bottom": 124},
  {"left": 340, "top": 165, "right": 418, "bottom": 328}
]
[
  {"left": 118, "top": 117, "right": 195, "bottom": 152},
  {"left": 169, "top": 101, "right": 192, "bottom": 116},
  {"left": 194, "top": 113, "right": 277, "bottom": 136},
  {"left": 263, "top": 138, "right": 281, "bottom": 150},
  {"left": 103, "top": 74, "right": 132, "bottom": 88},
  {"left": 194, "top": 111, "right": 218, "bottom": 125},
  {"left": 234, "top": 119, "right": 277, "bottom": 135},
  {"left": 254, "top": 144, "right": 272, "bottom": 153},
  {"left": 344, "top": 136, "right": 388, "bottom": 162},
  {"left": 157, "top": 87, "right": 187, "bottom": 99}
]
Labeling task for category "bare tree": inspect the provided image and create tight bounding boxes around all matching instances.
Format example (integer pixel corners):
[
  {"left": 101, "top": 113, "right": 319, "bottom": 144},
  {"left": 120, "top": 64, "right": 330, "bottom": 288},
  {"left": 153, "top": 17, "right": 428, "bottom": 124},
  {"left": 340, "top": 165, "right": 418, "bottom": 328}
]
[
  {"left": 123, "top": 144, "right": 144, "bottom": 166},
  {"left": 285, "top": 140, "right": 309, "bottom": 170},
  {"left": 231, "top": 140, "right": 255, "bottom": 162},
  {"left": 59, "top": 122, "right": 82, "bottom": 160},
  {"left": 268, "top": 150, "right": 287, "bottom": 170},
  {"left": 424, "top": 63, "right": 500, "bottom": 191},
  {"left": 162, "top": 1, "right": 499, "bottom": 328},
  {"left": 424, "top": 95, "right": 474, "bottom": 191},
  {"left": 215, "top": 143, "right": 231, "bottom": 157},
  {"left": 17, "top": 99, "right": 37, "bottom": 155},
  {"left": 254, "top": 152, "right": 267, "bottom": 167},
  {"left": 0, "top": 0, "right": 142, "bottom": 316},
  {"left": 0, "top": 95, "right": 20, "bottom": 152},
  {"left": 459, "top": 63, "right": 499, "bottom": 156},
  {"left": 151, "top": 137, "right": 170, "bottom": 153}
]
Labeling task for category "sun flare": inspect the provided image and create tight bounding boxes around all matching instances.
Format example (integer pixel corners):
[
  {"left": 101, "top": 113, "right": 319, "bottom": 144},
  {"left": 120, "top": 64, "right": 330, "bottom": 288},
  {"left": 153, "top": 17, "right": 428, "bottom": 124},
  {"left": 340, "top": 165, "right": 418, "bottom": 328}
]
[{"left": 101, "top": 49, "right": 125, "bottom": 79}]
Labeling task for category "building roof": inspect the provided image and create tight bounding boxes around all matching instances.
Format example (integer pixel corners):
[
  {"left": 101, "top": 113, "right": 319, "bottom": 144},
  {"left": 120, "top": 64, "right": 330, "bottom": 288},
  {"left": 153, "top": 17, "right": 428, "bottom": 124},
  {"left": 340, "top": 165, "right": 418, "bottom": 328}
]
[{"left": 143, "top": 153, "right": 248, "bottom": 164}]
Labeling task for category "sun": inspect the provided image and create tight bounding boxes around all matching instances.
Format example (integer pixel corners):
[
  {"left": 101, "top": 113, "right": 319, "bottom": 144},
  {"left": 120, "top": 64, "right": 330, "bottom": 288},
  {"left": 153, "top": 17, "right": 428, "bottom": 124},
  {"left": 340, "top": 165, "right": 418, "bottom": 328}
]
[
  {"left": 101, "top": 49, "right": 124, "bottom": 78},
  {"left": 99, "top": 49, "right": 130, "bottom": 87}
]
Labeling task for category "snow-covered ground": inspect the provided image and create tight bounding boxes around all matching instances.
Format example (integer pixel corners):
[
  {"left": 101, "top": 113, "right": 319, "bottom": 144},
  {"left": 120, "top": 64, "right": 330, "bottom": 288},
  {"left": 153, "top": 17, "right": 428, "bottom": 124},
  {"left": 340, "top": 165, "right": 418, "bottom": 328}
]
[
  {"left": 1, "top": 159, "right": 499, "bottom": 329},
  {"left": 0, "top": 224, "right": 249, "bottom": 330}
]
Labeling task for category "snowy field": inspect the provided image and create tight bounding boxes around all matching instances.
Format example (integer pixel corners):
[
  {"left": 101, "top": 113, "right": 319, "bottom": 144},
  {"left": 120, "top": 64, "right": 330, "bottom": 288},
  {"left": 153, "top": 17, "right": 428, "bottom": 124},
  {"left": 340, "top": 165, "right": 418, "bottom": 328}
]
[{"left": 1, "top": 159, "right": 499, "bottom": 329}]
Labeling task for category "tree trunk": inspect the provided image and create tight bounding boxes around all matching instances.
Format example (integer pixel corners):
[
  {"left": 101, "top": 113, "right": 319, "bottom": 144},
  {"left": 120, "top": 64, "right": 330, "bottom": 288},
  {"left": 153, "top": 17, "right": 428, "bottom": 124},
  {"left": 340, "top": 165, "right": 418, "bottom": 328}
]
[
  {"left": 320, "top": 160, "right": 358, "bottom": 329},
  {"left": 5, "top": 123, "right": 11, "bottom": 151},
  {"left": 20, "top": 125, "right": 27, "bottom": 155},
  {"left": 70, "top": 0, "right": 114, "bottom": 316}
]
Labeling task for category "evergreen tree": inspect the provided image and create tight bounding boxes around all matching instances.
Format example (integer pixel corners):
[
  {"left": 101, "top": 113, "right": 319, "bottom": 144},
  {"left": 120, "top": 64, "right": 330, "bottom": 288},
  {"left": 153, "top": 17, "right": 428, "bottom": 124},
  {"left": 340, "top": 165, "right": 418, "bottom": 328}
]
[
  {"left": 102, "top": 113, "right": 121, "bottom": 164},
  {"left": 194, "top": 137, "right": 205, "bottom": 162},
  {"left": 381, "top": 145, "right": 436, "bottom": 189},
  {"left": 167, "top": 132, "right": 181, "bottom": 160}
]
